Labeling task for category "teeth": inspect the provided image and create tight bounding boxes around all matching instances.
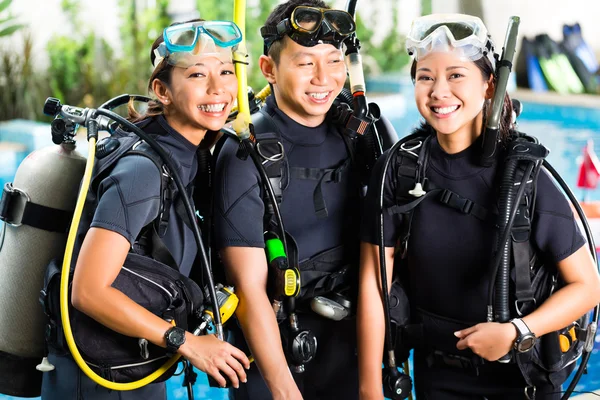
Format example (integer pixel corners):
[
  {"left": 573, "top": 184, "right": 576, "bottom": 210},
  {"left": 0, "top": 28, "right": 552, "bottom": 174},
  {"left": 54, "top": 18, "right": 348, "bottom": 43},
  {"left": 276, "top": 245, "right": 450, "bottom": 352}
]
[
  {"left": 309, "top": 92, "right": 329, "bottom": 100},
  {"left": 198, "top": 103, "right": 226, "bottom": 112},
  {"left": 433, "top": 105, "right": 459, "bottom": 115}
]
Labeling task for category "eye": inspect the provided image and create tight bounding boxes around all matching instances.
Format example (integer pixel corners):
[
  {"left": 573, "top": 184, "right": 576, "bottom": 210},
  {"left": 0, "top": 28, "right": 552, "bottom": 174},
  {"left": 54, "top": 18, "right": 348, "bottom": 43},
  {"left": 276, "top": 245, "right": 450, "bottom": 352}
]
[
  {"left": 188, "top": 72, "right": 206, "bottom": 78},
  {"left": 221, "top": 69, "right": 235, "bottom": 75},
  {"left": 449, "top": 73, "right": 464, "bottom": 79},
  {"left": 298, "top": 62, "right": 314, "bottom": 67},
  {"left": 416, "top": 75, "right": 433, "bottom": 82},
  {"left": 329, "top": 58, "right": 342, "bottom": 64}
]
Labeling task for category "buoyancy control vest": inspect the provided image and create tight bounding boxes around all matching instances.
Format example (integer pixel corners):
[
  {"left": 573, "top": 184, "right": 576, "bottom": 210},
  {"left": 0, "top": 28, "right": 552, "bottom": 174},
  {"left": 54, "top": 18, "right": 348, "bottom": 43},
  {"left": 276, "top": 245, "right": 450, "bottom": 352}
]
[
  {"left": 216, "top": 96, "right": 398, "bottom": 311},
  {"left": 385, "top": 125, "right": 596, "bottom": 391},
  {"left": 40, "top": 119, "right": 207, "bottom": 383}
]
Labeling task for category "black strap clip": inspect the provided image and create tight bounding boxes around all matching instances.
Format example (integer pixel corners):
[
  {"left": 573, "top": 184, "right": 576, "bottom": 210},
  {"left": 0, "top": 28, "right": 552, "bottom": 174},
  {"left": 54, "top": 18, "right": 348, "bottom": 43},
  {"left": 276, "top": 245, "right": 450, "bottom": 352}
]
[{"left": 0, "top": 182, "right": 30, "bottom": 227}]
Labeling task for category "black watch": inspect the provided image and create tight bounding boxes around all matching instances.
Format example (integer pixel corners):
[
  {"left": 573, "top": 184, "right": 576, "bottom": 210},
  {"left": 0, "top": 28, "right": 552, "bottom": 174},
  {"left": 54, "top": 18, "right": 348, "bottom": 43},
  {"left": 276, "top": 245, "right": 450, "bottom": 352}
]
[
  {"left": 510, "top": 318, "right": 536, "bottom": 353},
  {"left": 164, "top": 326, "right": 186, "bottom": 355}
]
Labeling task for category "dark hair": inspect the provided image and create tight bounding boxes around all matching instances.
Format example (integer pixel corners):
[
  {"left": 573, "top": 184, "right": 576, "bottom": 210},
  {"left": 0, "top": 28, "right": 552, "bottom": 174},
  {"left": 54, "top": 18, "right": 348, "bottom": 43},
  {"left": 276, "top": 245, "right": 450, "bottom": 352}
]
[
  {"left": 263, "top": 0, "right": 329, "bottom": 64},
  {"left": 128, "top": 18, "right": 205, "bottom": 123},
  {"left": 410, "top": 55, "right": 514, "bottom": 143}
]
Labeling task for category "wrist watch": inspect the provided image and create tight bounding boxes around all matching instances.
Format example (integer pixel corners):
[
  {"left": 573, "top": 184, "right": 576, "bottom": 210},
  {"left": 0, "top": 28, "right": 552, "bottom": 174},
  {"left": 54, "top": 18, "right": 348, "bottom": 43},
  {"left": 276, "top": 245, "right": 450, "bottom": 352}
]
[
  {"left": 510, "top": 318, "right": 537, "bottom": 353},
  {"left": 164, "top": 326, "right": 186, "bottom": 355}
]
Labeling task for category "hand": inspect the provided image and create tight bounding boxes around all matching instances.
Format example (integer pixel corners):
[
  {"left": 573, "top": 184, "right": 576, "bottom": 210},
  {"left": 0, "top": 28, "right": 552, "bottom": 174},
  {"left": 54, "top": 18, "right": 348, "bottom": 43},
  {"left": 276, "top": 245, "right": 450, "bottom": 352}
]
[
  {"left": 359, "top": 391, "right": 385, "bottom": 400},
  {"left": 455, "top": 322, "right": 517, "bottom": 361},
  {"left": 179, "top": 333, "right": 250, "bottom": 388}
]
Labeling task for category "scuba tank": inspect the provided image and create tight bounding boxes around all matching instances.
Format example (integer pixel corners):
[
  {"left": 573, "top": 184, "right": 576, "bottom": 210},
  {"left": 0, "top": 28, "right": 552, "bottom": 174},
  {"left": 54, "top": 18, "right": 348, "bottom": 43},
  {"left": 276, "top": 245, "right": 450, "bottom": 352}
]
[{"left": 0, "top": 142, "right": 86, "bottom": 397}]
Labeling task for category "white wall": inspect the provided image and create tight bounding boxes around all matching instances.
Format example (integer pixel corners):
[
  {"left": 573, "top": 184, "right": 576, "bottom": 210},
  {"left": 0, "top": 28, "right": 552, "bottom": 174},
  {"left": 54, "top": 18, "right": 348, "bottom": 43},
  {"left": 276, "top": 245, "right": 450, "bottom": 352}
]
[{"left": 2, "top": 0, "right": 599, "bottom": 69}]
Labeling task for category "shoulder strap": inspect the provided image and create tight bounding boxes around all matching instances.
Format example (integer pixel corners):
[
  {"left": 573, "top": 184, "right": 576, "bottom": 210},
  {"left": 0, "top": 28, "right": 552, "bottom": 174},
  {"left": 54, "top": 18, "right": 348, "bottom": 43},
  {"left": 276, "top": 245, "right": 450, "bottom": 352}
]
[
  {"left": 252, "top": 108, "right": 289, "bottom": 204},
  {"left": 504, "top": 133, "right": 549, "bottom": 315}
]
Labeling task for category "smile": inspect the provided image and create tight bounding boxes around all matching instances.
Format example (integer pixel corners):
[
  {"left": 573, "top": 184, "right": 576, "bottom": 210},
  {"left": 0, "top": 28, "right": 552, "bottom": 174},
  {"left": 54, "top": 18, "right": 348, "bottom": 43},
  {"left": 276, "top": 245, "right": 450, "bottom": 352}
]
[
  {"left": 198, "top": 103, "right": 227, "bottom": 113},
  {"left": 307, "top": 91, "right": 331, "bottom": 101},
  {"left": 431, "top": 105, "right": 460, "bottom": 115}
]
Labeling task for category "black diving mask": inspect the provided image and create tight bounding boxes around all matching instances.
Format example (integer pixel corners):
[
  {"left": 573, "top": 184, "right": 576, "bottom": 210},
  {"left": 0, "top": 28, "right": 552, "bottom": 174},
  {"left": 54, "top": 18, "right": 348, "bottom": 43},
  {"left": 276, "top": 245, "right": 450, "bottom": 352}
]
[{"left": 260, "top": 6, "right": 356, "bottom": 53}]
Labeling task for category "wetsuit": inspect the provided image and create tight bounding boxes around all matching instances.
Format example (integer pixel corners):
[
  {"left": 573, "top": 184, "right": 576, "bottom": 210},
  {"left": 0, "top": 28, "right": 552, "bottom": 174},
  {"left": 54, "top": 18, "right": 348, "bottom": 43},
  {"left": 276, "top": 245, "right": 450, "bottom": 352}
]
[
  {"left": 41, "top": 115, "right": 200, "bottom": 400},
  {"left": 214, "top": 96, "right": 361, "bottom": 400},
  {"left": 361, "top": 126, "right": 586, "bottom": 400}
]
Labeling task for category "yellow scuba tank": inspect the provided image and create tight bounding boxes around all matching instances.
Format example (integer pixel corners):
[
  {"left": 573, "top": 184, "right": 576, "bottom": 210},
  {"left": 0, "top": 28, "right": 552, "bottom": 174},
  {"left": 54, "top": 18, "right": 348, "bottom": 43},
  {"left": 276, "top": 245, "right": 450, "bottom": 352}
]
[{"left": 0, "top": 141, "right": 86, "bottom": 397}]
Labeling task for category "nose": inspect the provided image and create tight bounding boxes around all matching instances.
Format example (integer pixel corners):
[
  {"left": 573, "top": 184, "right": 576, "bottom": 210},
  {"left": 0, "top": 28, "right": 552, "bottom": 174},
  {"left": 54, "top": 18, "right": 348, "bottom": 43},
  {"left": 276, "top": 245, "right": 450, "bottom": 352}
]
[
  {"left": 431, "top": 77, "right": 451, "bottom": 100},
  {"left": 206, "top": 75, "right": 226, "bottom": 95},
  {"left": 311, "top": 61, "right": 330, "bottom": 86}
]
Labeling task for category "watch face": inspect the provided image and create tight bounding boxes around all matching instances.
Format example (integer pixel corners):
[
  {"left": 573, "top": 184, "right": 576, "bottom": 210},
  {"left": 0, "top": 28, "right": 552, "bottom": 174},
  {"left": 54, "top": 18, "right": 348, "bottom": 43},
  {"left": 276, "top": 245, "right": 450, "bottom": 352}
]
[
  {"left": 168, "top": 328, "right": 186, "bottom": 346},
  {"left": 517, "top": 335, "right": 536, "bottom": 352}
]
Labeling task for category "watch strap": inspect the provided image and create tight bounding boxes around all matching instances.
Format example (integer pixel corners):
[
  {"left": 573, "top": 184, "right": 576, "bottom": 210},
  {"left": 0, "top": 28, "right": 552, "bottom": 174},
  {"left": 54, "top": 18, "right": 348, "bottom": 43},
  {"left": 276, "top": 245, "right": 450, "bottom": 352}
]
[{"left": 510, "top": 318, "right": 532, "bottom": 336}]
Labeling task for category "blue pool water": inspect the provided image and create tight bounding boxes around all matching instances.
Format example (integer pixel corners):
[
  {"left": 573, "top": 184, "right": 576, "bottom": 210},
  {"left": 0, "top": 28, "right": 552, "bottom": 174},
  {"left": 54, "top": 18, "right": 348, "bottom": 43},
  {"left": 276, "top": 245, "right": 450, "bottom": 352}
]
[{"left": 1, "top": 92, "right": 600, "bottom": 399}]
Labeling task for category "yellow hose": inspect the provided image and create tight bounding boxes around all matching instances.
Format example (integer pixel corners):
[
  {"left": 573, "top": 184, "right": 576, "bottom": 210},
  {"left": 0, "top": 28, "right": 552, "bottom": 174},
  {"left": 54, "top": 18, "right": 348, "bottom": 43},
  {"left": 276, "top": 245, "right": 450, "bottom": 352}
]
[
  {"left": 60, "top": 137, "right": 180, "bottom": 390},
  {"left": 255, "top": 85, "right": 271, "bottom": 103},
  {"left": 233, "top": 0, "right": 252, "bottom": 139}
]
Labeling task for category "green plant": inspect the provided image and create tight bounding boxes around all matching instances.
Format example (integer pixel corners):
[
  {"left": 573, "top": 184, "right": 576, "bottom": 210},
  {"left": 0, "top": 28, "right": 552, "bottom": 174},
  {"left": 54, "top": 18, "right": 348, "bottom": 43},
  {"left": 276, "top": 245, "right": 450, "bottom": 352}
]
[
  {"left": 0, "top": 31, "right": 51, "bottom": 121},
  {"left": 0, "top": 0, "right": 23, "bottom": 37}
]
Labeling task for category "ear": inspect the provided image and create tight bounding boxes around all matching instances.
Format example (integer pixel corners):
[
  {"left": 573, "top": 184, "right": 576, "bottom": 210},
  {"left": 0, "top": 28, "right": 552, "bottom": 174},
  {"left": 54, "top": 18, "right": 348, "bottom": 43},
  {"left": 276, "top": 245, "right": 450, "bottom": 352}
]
[
  {"left": 259, "top": 55, "right": 277, "bottom": 85},
  {"left": 484, "top": 75, "right": 495, "bottom": 100},
  {"left": 151, "top": 79, "right": 172, "bottom": 106}
]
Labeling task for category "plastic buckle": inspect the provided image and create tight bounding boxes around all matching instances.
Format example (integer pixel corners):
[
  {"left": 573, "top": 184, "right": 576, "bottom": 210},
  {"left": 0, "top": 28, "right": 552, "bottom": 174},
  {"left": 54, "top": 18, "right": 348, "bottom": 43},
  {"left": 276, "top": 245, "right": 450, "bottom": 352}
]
[
  {"left": 439, "top": 189, "right": 452, "bottom": 205},
  {"left": 461, "top": 199, "right": 474, "bottom": 214},
  {"left": 0, "top": 183, "right": 30, "bottom": 227},
  {"left": 515, "top": 297, "right": 537, "bottom": 317}
]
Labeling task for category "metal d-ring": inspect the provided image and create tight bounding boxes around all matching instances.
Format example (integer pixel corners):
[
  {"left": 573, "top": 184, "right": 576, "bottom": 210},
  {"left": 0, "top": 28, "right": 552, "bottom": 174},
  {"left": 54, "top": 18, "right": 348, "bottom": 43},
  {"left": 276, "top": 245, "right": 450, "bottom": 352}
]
[
  {"left": 400, "top": 140, "right": 423, "bottom": 158},
  {"left": 256, "top": 141, "right": 285, "bottom": 163}
]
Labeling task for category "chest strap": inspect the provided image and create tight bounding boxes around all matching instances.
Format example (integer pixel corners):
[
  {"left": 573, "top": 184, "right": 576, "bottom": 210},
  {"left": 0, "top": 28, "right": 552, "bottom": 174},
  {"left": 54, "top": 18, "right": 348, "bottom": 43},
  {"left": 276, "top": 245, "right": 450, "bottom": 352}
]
[{"left": 290, "top": 158, "right": 351, "bottom": 219}]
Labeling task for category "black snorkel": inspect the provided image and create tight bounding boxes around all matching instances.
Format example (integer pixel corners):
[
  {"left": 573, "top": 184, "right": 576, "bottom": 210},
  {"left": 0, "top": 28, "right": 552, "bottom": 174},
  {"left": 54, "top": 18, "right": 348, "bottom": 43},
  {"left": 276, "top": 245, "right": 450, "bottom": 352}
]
[{"left": 479, "top": 16, "right": 520, "bottom": 167}]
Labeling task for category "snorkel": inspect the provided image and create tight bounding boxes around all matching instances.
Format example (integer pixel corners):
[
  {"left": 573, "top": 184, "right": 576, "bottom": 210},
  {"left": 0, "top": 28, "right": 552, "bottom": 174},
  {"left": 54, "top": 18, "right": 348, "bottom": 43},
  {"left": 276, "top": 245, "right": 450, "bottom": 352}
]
[{"left": 479, "top": 17, "right": 520, "bottom": 167}]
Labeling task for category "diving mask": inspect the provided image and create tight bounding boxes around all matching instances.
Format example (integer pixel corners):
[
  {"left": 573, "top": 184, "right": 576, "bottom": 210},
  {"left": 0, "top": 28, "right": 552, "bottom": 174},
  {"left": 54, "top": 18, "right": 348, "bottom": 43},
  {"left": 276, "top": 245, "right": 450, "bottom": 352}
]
[
  {"left": 153, "top": 20, "right": 243, "bottom": 68},
  {"left": 260, "top": 6, "right": 356, "bottom": 52},
  {"left": 406, "top": 14, "right": 496, "bottom": 67}
]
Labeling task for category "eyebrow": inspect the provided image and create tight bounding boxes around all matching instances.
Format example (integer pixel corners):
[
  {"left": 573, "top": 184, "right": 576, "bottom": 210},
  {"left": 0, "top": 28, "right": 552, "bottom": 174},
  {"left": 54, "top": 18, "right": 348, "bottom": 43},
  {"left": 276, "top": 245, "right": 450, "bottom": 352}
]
[
  {"left": 416, "top": 66, "right": 469, "bottom": 72},
  {"left": 291, "top": 50, "right": 340, "bottom": 60},
  {"left": 186, "top": 60, "right": 232, "bottom": 69}
]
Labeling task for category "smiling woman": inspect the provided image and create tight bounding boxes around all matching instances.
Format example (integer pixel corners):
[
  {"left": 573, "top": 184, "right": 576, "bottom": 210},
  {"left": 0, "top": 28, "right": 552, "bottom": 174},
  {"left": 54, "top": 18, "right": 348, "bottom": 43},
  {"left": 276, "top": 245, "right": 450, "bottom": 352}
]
[{"left": 38, "top": 18, "right": 251, "bottom": 400}]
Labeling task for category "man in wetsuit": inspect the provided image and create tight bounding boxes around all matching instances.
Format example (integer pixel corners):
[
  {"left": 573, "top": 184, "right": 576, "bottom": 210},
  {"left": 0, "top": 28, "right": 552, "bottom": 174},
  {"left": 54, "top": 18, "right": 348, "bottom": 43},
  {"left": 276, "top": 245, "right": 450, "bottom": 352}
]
[{"left": 213, "top": 0, "right": 366, "bottom": 398}]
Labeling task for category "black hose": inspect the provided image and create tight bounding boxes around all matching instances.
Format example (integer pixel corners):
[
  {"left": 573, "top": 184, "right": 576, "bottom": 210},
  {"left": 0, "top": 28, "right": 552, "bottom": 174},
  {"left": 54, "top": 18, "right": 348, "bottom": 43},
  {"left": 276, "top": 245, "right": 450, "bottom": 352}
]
[
  {"left": 99, "top": 94, "right": 150, "bottom": 111},
  {"left": 495, "top": 159, "right": 518, "bottom": 322},
  {"left": 93, "top": 108, "right": 224, "bottom": 337},
  {"left": 378, "top": 139, "right": 406, "bottom": 368},
  {"left": 544, "top": 161, "right": 599, "bottom": 400},
  {"left": 338, "top": 88, "right": 354, "bottom": 105}
]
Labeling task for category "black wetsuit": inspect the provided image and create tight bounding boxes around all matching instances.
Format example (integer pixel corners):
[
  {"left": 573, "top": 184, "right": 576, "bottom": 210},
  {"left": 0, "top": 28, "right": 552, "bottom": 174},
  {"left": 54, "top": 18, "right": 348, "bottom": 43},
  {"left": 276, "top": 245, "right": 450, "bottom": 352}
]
[
  {"left": 41, "top": 115, "right": 200, "bottom": 400},
  {"left": 214, "top": 96, "right": 361, "bottom": 400},
  {"left": 361, "top": 128, "right": 586, "bottom": 400}
]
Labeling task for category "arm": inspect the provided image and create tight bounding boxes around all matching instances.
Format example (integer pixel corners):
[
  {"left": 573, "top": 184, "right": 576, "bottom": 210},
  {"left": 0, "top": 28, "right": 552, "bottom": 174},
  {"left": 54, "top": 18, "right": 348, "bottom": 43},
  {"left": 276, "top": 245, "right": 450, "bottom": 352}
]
[
  {"left": 72, "top": 228, "right": 249, "bottom": 388},
  {"left": 221, "top": 246, "right": 302, "bottom": 400},
  {"left": 357, "top": 242, "right": 395, "bottom": 400},
  {"left": 456, "top": 245, "right": 600, "bottom": 360}
]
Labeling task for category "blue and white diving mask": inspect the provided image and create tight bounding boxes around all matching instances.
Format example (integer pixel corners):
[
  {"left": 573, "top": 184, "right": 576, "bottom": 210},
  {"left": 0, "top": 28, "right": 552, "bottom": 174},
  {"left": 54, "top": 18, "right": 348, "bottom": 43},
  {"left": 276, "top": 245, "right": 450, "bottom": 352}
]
[
  {"left": 153, "top": 20, "right": 243, "bottom": 68},
  {"left": 405, "top": 14, "right": 496, "bottom": 68}
]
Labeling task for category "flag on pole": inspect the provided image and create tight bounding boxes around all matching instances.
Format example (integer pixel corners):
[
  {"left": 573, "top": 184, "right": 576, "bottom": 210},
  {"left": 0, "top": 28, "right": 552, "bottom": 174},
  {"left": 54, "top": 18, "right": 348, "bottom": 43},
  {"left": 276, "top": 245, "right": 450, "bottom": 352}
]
[{"left": 577, "top": 139, "right": 600, "bottom": 189}]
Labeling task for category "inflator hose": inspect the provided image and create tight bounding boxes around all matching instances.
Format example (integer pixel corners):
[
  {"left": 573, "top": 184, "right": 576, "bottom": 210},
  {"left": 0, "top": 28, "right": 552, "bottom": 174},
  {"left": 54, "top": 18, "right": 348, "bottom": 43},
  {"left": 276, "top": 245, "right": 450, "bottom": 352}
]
[
  {"left": 543, "top": 161, "right": 599, "bottom": 400},
  {"left": 59, "top": 121, "right": 182, "bottom": 391}
]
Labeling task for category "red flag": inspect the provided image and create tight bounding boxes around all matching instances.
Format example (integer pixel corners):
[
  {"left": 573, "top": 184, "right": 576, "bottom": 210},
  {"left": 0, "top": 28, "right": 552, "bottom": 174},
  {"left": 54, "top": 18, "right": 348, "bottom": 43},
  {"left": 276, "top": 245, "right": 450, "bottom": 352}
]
[{"left": 577, "top": 139, "right": 600, "bottom": 189}]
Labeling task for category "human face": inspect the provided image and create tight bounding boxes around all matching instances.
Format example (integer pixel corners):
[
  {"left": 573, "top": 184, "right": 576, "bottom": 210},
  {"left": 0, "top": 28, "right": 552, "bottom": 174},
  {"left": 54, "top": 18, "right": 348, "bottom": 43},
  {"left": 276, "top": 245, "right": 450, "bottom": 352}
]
[
  {"left": 267, "top": 37, "right": 346, "bottom": 127},
  {"left": 161, "top": 57, "right": 237, "bottom": 144},
  {"left": 414, "top": 51, "right": 491, "bottom": 146}
]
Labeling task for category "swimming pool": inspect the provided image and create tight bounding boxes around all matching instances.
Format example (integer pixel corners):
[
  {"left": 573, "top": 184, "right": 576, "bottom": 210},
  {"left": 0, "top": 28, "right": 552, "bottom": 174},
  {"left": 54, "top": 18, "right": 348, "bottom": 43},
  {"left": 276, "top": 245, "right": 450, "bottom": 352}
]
[{"left": 1, "top": 89, "right": 600, "bottom": 399}]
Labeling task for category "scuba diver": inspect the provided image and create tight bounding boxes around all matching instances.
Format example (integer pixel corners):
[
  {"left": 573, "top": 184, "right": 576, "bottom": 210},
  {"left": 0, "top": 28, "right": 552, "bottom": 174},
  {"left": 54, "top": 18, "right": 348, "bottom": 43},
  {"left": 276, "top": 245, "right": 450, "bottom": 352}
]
[
  {"left": 357, "top": 13, "right": 600, "bottom": 400},
  {"left": 40, "top": 19, "right": 250, "bottom": 399},
  {"left": 213, "top": 0, "right": 394, "bottom": 398}
]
